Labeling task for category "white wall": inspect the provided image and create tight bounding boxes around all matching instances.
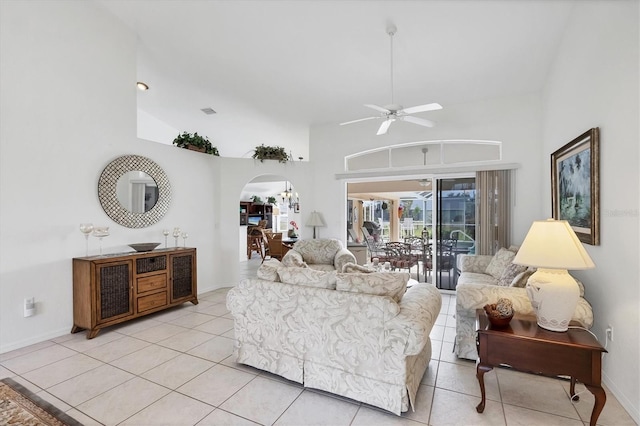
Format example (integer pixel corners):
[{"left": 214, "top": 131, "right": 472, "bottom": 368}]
[
  {"left": 541, "top": 1, "right": 639, "bottom": 421},
  {"left": 0, "top": 0, "right": 313, "bottom": 352},
  {"left": 137, "top": 109, "right": 178, "bottom": 146},
  {"left": 309, "top": 93, "right": 545, "bottom": 245}
]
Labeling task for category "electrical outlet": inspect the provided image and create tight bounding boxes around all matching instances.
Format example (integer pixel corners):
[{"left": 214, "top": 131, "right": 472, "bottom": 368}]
[
  {"left": 606, "top": 325, "right": 613, "bottom": 342},
  {"left": 24, "top": 297, "right": 36, "bottom": 317}
]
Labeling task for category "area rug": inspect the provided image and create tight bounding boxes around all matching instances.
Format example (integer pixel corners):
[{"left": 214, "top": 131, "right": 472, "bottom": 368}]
[{"left": 0, "top": 378, "right": 83, "bottom": 426}]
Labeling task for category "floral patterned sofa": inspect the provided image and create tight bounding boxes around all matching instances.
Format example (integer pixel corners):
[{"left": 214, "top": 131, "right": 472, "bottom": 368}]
[
  {"left": 226, "top": 263, "right": 442, "bottom": 415},
  {"left": 454, "top": 250, "right": 594, "bottom": 361},
  {"left": 281, "top": 238, "right": 356, "bottom": 272}
]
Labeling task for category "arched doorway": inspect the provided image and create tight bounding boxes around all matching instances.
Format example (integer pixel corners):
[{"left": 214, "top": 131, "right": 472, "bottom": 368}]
[{"left": 238, "top": 174, "right": 300, "bottom": 277}]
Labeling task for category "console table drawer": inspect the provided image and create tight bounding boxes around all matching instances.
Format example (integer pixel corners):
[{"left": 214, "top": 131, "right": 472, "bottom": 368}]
[
  {"left": 137, "top": 274, "right": 167, "bottom": 294},
  {"left": 137, "top": 292, "right": 167, "bottom": 313},
  {"left": 136, "top": 255, "right": 167, "bottom": 274}
]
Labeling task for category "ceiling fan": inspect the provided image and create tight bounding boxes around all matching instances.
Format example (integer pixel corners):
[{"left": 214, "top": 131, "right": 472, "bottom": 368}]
[{"left": 340, "top": 25, "right": 442, "bottom": 135}]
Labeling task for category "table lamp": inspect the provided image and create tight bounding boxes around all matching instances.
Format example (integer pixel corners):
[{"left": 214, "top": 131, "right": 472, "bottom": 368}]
[
  {"left": 306, "top": 211, "right": 326, "bottom": 239},
  {"left": 513, "top": 219, "right": 595, "bottom": 332}
]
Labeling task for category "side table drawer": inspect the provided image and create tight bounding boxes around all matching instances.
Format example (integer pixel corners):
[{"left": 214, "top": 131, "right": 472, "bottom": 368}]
[
  {"left": 137, "top": 274, "right": 167, "bottom": 294},
  {"left": 137, "top": 292, "right": 167, "bottom": 313}
]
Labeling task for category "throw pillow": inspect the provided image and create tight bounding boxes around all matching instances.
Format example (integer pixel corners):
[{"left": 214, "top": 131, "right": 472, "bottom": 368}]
[
  {"left": 341, "top": 262, "right": 375, "bottom": 273},
  {"left": 257, "top": 259, "right": 282, "bottom": 282},
  {"left": 574, "top": 278, "right": 585, "bottom": 297},
  {"left": 510, "top": 267, "right": 536, "bottom": 288},
  {"left": 497, "top": 262, "right": 527, "bottom": 286},
  {"left": 277, "top": 267, "right": 337, "bottom": 289},
  {"left": 281, "top": 253, "right": 308, "bottom": 268},
  {"left": 336, "top": 272, "right": 408, "bottom": 303},
  {"left": 485, "top": 247, "right": 517, "bottom": 279}
]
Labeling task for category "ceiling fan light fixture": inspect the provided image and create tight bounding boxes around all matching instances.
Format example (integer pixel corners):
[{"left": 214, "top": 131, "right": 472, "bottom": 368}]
[{"left": 339, "top": 24, "right": 442, "bottom": 135}]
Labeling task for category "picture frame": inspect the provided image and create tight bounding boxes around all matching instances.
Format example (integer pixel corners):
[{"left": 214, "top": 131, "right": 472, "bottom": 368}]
[{"left": 551, "top": 127, "right": 600, "bottom": 245}]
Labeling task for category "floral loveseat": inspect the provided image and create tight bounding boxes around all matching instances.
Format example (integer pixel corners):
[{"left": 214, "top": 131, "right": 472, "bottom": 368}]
[
  {"left": 226, "top": 262, "right": 442, "bottom": 415},
  {"left": 281, "top": 238, "right": 356, "bottom": 272},
  {"left": 455, "top": 248, "right": 594, "bottom": 360}
]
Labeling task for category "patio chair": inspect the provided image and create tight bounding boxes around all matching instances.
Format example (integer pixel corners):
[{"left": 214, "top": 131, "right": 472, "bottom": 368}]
[
  {"left": 385, "top": 241, "right": 420, "bottom": 281},
  {"left": 405, "top": 236, "right": 430, "bottom": 280},
  {"left": 362, "top": 228, "right": 388, "bottom": 262}
]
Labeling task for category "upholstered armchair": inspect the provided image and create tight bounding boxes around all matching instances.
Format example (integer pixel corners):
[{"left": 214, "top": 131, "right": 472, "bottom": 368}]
[{"left": 281, "top": 238, "right": 356, "bottom": 272}]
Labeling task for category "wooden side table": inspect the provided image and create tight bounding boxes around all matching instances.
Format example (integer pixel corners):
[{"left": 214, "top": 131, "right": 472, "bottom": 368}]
[{"left": 475, "top": 310, "right": 607, "bottom": 426}]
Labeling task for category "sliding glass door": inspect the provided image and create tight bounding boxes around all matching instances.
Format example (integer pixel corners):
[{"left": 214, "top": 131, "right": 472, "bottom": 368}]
[{"left": 434, "top": 177, "right": 476, "bottom": 290}]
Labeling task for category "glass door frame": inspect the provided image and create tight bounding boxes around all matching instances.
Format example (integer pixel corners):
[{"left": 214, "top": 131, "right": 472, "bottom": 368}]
[{"left": 432, "top": 174, "right": 476, "bottom": 290}]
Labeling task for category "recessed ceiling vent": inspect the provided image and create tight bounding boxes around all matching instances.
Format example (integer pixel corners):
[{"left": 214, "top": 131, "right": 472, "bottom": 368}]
[{"left": 201, "top": 107, "right": 217, "bottom": 115}]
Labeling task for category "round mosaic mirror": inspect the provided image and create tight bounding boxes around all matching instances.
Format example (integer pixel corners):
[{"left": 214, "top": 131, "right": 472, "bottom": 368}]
[{"left": 98, "top": 155, "right": 171, "bottom": 228}]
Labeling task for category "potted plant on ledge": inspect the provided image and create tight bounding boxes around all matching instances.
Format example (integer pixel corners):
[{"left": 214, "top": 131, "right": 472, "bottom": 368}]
[
  {"left": 173, "top": 132, "right": 220, "bottom": 156},
  {"left": 252, "top": 144, "right": 290, "bottom": 163}
]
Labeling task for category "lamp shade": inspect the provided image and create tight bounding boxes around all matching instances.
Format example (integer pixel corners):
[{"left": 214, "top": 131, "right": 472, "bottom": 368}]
[
  {"left": 306, "top": 211, "right": 326, "bottom": 228},
  {"left": 513, "top": 219, "right": 595, "bottom": 270}
]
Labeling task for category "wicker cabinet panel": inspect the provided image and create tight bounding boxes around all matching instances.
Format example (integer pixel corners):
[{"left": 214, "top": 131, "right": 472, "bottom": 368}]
[
  {"left": 171, "top": 253, "right": 195, "bottom": 302},
  {"left": 97, "top": 262, "right": 133, "bottom": 322},
  {"left": 72, "top": 248, "right": 198, "bottom": 339}
]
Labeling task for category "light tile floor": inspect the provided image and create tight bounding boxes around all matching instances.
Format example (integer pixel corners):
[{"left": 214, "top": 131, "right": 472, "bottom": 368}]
[{"left": 0, "top": 258, "right": 636, "bottom": 426}]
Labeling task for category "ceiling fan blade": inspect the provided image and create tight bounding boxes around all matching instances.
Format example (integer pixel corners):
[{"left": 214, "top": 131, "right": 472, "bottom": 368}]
[
  {"left": 400, "top": 103, "right": 443, "bottom": 114},
  {"left": 339, "top": 116, "right": 379, "bottom": 126},
  {"left": 401, "top": 115, "right": 435, "bottom": 128},
  {"left": 376, "top": 119, "right": 393, "bottom": 135},
  {"left": 364, "top": 104, "right": 391, "bottom": 114}
]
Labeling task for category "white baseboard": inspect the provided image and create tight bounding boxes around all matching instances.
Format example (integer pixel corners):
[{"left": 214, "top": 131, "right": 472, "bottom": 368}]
[
  {"left": 0, "top": 327, "right": 70, "bottom": 354},
  {"left": 603, "top": 370, "right": 639, "bottom": 424}
]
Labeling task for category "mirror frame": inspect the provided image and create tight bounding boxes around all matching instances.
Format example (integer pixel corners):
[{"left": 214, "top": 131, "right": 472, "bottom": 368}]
[{"left": 98, "top": 155, "right": 171, "bottom": 228}]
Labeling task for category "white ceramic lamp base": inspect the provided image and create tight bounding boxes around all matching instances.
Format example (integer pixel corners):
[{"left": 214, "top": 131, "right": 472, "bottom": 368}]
[{"left": 525, "top": 268, "right": 580, "bottom": 332}]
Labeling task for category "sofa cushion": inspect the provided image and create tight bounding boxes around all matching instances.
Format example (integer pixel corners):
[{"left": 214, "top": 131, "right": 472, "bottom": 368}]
[
  {"left": 277, "top": 267, "right": 337, "bottom": 289},
  {"left": 341, "top": 262, "right": 375, "bottom": 273},
  {"left": 281, "top": 251, "right": 309, "bottom": 268},
  {"left": 497, "top": 262, "right": 527, "bottom": 286},
  {"left": 336, "top": 272, "right": 408, "bottom": 303},
  {"left": 257, "top": 259, "right": 282, "bottom": 282},
  {"left": 308, "top": 264, "right": 338, "bottom": 272},
  {"left": 485, "top": 248, "right": 517, "bottom": 279},
  {"left": 457, "top": 272, "right": 498, "bottom": 286},
  {"left": 293, "top": 239, "right": 343, "bottom": 264}
]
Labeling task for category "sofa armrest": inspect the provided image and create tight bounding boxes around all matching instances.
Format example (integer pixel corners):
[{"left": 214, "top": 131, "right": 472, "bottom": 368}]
[
  {"left": 458, "top": 254, "right": 493, "bottom": 273},
  {"left": 456, "top": 282, "right": 536, "bottom": 316},
  {"left": 334, "top": 248, "right": 357, "bottom": 272},
  {"left": 387, "top": 284, "right": 442, "bottom": 355},
  {"left": 455, "top": 282, "right": 594, "bottom": 328}
]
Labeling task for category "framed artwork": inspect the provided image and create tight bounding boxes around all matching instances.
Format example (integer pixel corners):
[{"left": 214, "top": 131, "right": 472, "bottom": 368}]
[{"left": 551, "top": 127, "right": 600, "bottom": 245}]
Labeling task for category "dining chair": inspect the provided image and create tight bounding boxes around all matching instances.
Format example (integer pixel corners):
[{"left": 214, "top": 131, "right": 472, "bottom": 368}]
[{"left": 264, "top": 232, "right": 284, "bottom": 261}]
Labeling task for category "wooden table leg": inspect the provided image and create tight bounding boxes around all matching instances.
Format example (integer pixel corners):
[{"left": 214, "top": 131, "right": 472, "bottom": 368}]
[
  {"left": 476, "top": 364, "right": 493, "bottom": 413},
  {"left": 585, "top": 384, "right": 606, "bottom": 426},
  {"left": 570, "top": 377, "right": 579, "bottom": 401}
]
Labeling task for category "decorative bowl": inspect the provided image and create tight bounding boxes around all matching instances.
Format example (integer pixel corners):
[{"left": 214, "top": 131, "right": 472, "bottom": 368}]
[
  {"left": 128, "top": 242, "right": 161, "bottom": 252},
  {"left": 484, "top": 304, "right": 514, "bottom": 328}
]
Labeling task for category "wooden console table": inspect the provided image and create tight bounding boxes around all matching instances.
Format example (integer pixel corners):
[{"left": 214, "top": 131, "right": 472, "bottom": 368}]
[
  {"left": 72, "top": 248, "right": 198, "bottom": 339},
  {"left": 475, "top": 310, "right": 606, "bottom": 426}
]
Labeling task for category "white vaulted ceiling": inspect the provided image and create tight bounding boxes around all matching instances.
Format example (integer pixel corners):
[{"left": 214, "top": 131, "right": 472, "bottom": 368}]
[{"left": 97, "top": 0, "right": 575, "bottom": 157}]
